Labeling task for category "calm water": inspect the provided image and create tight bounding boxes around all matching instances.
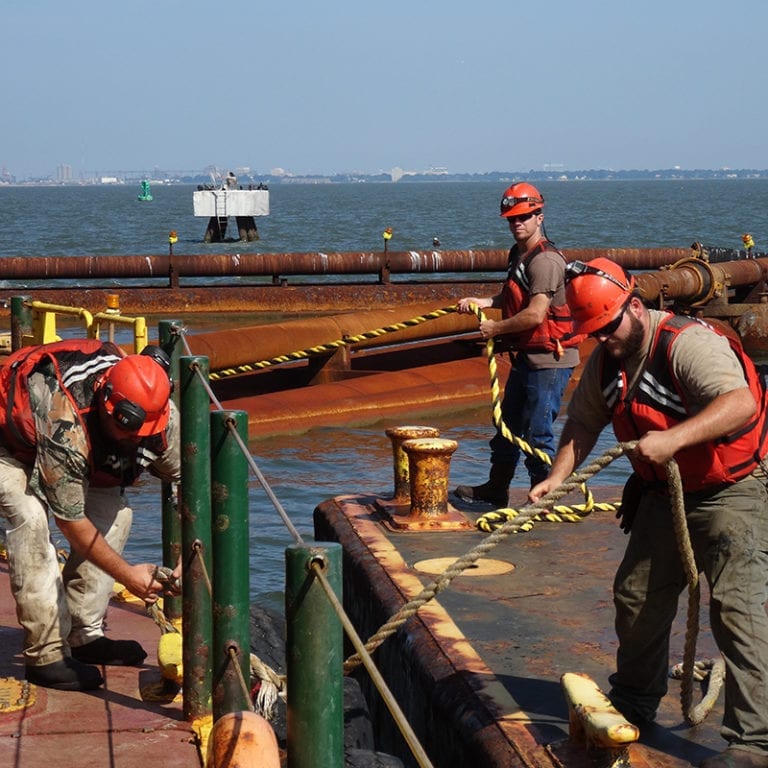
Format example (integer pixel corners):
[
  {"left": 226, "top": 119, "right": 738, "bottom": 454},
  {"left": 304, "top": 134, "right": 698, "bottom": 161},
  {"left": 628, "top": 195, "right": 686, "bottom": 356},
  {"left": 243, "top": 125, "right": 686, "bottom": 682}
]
[
  {"left": 2, "top": 179, "right": 767, "bottom": 606},
  {"left": 2, "top": 178, "right": 768, "bottom": 256}
]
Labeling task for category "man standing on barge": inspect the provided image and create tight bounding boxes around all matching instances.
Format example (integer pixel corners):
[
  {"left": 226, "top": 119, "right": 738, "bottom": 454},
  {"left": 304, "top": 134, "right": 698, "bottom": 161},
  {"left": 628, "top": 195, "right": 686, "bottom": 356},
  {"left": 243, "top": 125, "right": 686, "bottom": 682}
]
[
  {"left": 530, "top": 257, "right": 768, "bottom": 768},
  {"left": 0, "top": 340, "right": 180, "bottom": 692},
  {"left": 454, "top": 182, "right": 581, "bottom": 506}
]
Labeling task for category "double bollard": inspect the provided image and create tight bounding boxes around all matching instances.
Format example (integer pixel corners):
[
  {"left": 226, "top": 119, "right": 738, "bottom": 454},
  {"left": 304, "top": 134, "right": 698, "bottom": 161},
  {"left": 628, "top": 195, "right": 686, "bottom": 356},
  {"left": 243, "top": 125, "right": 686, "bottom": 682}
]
[{"left": 382, "top": 425, "right": 473, "bottom": 531}]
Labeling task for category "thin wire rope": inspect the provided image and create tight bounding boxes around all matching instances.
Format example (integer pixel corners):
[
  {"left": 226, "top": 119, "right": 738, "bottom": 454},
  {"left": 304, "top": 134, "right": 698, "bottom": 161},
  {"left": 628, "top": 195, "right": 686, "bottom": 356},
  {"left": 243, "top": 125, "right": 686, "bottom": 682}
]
[
  {"left": 174, "top": 325, "right": 304, "bottom": 544},
  {"left": 171, "top": 323, "right": 436, "bottom": 763},
  {"left": 311, "top": 560, "right": 434, "bottom": 768},
  {"left": 227, "top": 646, "right": 256, "bottom": 713}
]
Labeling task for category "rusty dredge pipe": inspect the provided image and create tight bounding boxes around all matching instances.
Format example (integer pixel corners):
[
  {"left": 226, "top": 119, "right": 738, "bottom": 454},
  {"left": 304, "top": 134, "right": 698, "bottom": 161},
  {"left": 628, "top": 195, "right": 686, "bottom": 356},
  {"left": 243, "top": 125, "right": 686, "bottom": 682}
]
[
  {"left": 186, "top": 258, "right": 768, "bottom": 374},
  {"left": 635, "top": 256, "right": 768, "bottom": 305},
  {"left": 0, "top": 248, "right": 692, "bottom": 281},
  {"left": 3, "top": 247, "right": 766, "bottom": 320}
]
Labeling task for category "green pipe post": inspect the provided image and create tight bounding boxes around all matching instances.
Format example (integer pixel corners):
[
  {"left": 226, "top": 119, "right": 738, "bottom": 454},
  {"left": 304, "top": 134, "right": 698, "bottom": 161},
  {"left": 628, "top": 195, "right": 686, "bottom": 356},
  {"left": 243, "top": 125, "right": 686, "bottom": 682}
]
[
  {"left": 211, "top": 410, "right": 251, "bottom": 719},
  {"left": 285, "top": 543, "right": 343, "bottom": 768},
  {"left": 159, "top": 319, "right": 183, "bottom": 620},
  {"left": 179, "top": 354, "right": 213, "bottom": 721},
  {"left": 10, "top": 295, "right": 32, "bottom": 351}
]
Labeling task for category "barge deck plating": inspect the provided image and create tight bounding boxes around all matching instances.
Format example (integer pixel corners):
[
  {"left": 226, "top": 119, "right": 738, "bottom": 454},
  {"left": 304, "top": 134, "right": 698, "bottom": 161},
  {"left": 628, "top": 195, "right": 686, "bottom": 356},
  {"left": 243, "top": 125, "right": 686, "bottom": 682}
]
[{"left": 315, "top": 484, "right": 725, "bottom": 768}]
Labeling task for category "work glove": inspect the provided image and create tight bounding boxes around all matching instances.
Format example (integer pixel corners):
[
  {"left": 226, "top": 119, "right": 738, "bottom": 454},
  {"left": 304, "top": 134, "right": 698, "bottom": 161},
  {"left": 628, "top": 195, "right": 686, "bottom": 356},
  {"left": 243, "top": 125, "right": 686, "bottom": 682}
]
[{"left": 617, "top": 472, "right": 644, "bottom": 534}]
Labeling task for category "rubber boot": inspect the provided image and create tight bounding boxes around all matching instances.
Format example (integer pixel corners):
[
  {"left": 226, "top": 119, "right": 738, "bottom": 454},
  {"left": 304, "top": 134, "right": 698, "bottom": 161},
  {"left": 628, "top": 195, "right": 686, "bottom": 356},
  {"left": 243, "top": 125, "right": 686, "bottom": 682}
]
[{"left": 454, "top": 463, "right": 515, "bottom": 507}]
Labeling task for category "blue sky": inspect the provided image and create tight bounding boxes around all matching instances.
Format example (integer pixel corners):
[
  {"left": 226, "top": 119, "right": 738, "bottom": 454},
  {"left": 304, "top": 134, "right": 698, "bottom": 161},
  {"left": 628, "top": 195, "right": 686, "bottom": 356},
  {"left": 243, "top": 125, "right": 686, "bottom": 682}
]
[{"left": 3, "top": 1, "right": 767, "bottom": 179}]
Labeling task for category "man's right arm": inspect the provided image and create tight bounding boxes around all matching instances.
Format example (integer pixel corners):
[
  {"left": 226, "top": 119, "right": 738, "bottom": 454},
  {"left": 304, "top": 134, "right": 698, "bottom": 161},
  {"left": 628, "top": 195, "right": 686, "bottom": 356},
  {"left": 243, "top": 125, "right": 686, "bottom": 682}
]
[
  {"left": 529, "top": 418, "right": 601, "bottom": 502},
  {"left": 55, "top": 517, "right": 165, "bottom": 603}
]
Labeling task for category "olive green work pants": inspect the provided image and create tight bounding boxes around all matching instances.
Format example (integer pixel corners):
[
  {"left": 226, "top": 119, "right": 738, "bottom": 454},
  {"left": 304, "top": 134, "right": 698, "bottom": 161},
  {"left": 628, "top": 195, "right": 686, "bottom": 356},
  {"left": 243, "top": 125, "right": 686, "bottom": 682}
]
[{"left": 608, "top": 475, "right": 768, "bottom": 753}]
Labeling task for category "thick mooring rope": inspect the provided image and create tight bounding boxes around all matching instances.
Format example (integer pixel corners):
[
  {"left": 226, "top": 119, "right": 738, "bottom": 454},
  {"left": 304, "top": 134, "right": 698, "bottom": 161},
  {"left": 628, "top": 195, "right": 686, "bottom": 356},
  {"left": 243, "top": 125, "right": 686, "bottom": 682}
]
[
  {"left": 343, "top": 442, "right": 631, "bottom": 674},
  {"left": 665, "top": 459, "right": 725, "bottom": 724},
  {"left": 169, "top": 318, "right": 721, "bottom": 723}
]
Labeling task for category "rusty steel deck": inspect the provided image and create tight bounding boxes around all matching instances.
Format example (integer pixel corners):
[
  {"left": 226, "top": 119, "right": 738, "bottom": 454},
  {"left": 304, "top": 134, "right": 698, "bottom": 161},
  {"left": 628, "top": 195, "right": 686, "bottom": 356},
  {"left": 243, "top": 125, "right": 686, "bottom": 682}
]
[
  {"left": 0, "top": 558, "right": 200, "bottom": 768},
  {"left": 314, "top": 485, "right": 725, "bottom": 768}
]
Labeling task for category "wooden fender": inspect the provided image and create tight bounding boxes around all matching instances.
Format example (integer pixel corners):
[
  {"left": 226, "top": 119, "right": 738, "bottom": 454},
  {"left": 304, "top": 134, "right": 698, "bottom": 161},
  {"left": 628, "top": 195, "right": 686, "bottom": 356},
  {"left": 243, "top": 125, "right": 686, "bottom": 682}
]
[{"left": 209, "top": 711, "right": 280, "bottom": 768}]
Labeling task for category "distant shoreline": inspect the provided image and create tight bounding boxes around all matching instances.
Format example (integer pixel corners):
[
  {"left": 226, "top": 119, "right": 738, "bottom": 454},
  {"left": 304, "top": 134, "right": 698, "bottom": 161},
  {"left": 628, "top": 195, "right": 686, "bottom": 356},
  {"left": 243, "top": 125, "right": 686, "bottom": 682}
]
[{"left": 4, "top": 168, "right": 768, "bottom": 187}]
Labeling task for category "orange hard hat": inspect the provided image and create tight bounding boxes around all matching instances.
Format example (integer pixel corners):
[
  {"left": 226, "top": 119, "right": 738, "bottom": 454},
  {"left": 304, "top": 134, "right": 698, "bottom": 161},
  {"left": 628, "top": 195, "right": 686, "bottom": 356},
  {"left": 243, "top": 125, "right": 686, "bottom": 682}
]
[
  {"left": 499, "top": 182, "right": 544, "bottom": 218},
  {"left": 98, "top": 351, "right": 171, "bottom": 437},
  {"left": 565, "top": 258, "right": 636, "bottom": 335}
]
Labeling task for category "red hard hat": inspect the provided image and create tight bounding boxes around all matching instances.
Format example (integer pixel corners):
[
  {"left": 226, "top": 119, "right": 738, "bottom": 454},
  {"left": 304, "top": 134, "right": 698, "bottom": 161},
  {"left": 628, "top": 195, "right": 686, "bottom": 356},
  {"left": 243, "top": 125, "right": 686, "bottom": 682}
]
[
  {"left": 99, "top": 354, "right": 171, "bottom": 437},
  {"left": 565, "top": 258, "right": 636, "bottom": 335},
  {"left": 499, "top": 182, "right": 544, "bottom": 218}
]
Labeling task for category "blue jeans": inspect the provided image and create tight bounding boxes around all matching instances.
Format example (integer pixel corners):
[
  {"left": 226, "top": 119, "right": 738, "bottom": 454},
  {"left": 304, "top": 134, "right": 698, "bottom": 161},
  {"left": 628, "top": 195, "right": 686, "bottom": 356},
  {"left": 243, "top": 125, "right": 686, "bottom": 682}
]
[{"left": 489, "top": 356, "right": 573, "bottom": 486}]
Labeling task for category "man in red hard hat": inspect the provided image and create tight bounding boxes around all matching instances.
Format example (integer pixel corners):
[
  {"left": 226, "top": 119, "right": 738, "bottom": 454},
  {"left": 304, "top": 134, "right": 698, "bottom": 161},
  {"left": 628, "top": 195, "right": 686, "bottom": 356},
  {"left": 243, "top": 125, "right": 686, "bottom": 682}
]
[
  {"left": 0, "top": 339, "right": 180, "bottom": 692},
  {"left": 454, "top": 182, "right": 581, "bottom": 506},
  {"left": 530, "top": 258, "right": 768, "bottom": 768}
]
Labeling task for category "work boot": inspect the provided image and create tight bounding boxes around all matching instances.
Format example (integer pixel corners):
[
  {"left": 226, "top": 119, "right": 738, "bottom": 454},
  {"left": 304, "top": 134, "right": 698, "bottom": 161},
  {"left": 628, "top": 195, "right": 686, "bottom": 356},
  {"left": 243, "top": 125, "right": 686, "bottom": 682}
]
[
  {"left": 26, "top": 657, "right": 104, "bottom": 691},
  {"left": 701, "top": 748, "right": 768, "bottom": 768},
  {"left": 72, "top": 636, "right": 147, "bottom": 666},
  {"left": 454, "top": 463, "right": 515, "bottom": 507}
]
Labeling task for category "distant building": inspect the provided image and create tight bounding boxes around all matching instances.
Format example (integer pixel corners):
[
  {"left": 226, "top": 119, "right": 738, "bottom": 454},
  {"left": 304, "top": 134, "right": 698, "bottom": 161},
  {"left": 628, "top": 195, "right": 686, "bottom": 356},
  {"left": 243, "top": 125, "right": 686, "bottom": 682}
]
[{"left": 56, "top": 164, "right": 73, "bottom": 183}]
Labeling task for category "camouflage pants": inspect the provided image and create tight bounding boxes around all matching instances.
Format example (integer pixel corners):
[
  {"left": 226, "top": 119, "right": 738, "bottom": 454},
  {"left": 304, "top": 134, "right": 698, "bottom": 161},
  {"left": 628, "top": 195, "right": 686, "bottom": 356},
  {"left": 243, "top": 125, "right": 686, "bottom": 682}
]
[{"left": 0, "top": 446, "right": 132, "bottom": 666}]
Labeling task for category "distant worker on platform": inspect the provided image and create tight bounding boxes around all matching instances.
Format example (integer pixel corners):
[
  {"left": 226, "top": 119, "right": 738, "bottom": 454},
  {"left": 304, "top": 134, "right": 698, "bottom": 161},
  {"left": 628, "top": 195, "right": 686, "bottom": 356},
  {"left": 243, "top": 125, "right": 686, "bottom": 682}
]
[
  {"left": 742, "top": 233, "right": 755, "bottom": 256},
  {"left": 454, "top": 183, "right": 581, "bottom": 506},
  {"left": 0, "top": 340, "right": 181, "bottom": 692},
  {"left": 530, "top": 258, "right": 768, "bottom": 768}
]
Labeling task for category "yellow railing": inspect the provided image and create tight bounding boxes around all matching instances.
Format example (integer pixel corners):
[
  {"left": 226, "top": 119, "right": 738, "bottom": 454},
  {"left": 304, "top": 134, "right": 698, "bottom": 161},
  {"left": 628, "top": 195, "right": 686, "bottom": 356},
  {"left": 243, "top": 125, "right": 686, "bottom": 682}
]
[{"left": 22, "top": 297, "right": 148, "bottom": 352}]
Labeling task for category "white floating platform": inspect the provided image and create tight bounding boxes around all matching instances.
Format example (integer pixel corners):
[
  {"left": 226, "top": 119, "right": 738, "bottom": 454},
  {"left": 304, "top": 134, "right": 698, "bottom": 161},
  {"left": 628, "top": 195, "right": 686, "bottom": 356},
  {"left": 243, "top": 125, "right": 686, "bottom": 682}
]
[{"left": 193, "top": 188, "right": 270, "bottom": 217}]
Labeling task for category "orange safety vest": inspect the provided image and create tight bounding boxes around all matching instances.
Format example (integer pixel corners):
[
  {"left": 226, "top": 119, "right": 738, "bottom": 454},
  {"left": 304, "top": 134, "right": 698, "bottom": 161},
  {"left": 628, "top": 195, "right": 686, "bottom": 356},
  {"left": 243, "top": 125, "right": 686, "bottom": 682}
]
[
  {"left": 602, "top": 314, "right": 768, "bottom": 491},
  {"left": 0, "top": 339, "right": 167, "bottom": 487},
  {"left": 500, "top": 239, "right": 584, "bottom": 355}
]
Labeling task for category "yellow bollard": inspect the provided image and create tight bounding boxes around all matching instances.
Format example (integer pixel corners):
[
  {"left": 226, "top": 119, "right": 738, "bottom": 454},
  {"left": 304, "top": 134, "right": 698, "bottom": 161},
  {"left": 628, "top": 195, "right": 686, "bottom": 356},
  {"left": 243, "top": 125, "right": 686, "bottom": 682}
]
[
  {"left": 560, "top": 672, "right": 639, "bottom": 768},
  {"left": 384, "top": 425, "right": 441, "bottom": 503},
  {"left": 402, "top": 437, "right": 458, "bottom": 519}
]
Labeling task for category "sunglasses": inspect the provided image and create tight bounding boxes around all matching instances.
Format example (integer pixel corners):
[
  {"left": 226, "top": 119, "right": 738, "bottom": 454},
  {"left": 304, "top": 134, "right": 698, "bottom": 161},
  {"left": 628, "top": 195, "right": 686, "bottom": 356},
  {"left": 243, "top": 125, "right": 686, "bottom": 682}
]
[
  {"left": 590, "top": 301, "right": 630, "bottom": 338},
  {"left": 507, "top": 210, "right": 539, "bottom": 223}
]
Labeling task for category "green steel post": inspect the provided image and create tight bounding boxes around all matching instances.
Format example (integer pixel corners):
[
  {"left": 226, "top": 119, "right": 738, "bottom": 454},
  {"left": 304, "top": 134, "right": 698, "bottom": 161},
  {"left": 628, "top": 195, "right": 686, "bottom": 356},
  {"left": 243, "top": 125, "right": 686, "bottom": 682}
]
[
  {"left": 159, "top": 320, "right": 183, "bottom": 620},
  {"left": 286, "top": 543, "right": 343, "bottom": 768},
  {"left": 10, "top": 296, "right": 32, "bottom": 351},
  {"left": 211, "top": 410, "right": 251, "bottom": 719},
  {"left": 180, "top": 354, "right": 213, "bottom": 721}
]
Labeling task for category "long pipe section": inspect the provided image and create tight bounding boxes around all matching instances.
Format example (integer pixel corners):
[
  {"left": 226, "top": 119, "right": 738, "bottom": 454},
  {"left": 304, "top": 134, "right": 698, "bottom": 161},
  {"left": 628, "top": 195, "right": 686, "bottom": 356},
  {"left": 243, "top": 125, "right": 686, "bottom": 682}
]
[
  {"left": 184, "top": 260, "right": 768, "bottom": 373},
  {"left": 185, "top": 301, "right": 481, "bottom": 371},
  {"left": 0, "top": 248, "right": 692, "bottom": 280}
]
